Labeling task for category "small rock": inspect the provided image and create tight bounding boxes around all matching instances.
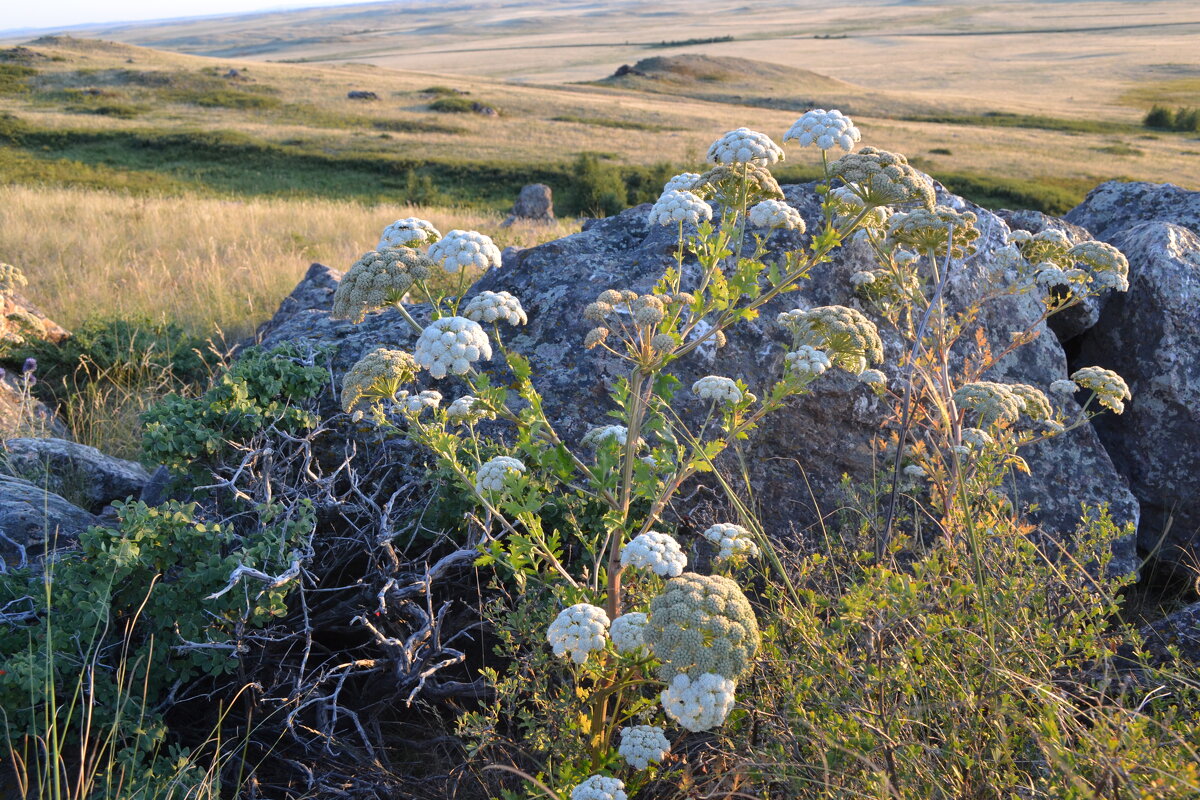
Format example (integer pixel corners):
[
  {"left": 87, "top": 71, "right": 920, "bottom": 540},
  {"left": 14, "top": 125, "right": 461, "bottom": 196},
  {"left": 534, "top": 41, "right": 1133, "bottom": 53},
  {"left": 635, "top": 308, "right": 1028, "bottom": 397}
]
[
  {"left": 471, "top": 101, "right": 499, "bottom": 117},
  {"left": 3, "top": 437, "right": 151, "bottom": 513},
  {"left": 348, "top": 90, "right": 379, "bottom": 101},
  {"left": 503, "top": 184, "right": 555, "bottom": 227},
  {"left": 0, "top": 475, "right": 97, "bottom": 566}
]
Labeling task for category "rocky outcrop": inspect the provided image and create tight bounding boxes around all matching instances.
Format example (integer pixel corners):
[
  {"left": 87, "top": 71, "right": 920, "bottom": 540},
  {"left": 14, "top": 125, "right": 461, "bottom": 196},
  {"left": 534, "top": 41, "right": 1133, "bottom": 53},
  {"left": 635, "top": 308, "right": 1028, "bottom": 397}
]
[
  {"left": 3, "top": 437, "right": 150, "bottom": 513},
  {"left": 1066, "top": 181, "right": 1200, "bottom": 241},
  {"left": 503, "top": 184, "right": 555, "bottom": 226},
  {"left": 1140, "top": 600, "right": 1200, "bottom": 666},
  {"left": 258, "top": 181, "right": 1140, "bottom": 573},
  {"left": 1073, "top": 222, "right": 1200, "bottom": 566},
  {"left": 0, "top": 475, "right": 96, "bottom": 566},
  {"left": 1, "top": 288, "right": 70, "bottom": 438}
]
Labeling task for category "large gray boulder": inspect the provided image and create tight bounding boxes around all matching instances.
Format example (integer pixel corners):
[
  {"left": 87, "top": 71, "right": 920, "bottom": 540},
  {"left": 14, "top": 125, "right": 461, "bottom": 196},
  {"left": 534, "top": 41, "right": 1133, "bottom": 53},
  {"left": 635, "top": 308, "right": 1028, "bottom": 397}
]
[
  {"left": 3, "top": 437, "right": 150, "bottom": 513},
  {"left": 257, "top": 182, "right": 1139, "bottom": 573},
  {"left": 0, "top": 474, "right": 97, "bottom": 566},
  {"left": 503, "top": 183, "right": 555, "bottom": 226},
  {"left": 1073, "top": 221, "right": 1200, "bottom": 566},
  {"left": 1066, "top": 181, "right": 1200, "bottom": 241}
]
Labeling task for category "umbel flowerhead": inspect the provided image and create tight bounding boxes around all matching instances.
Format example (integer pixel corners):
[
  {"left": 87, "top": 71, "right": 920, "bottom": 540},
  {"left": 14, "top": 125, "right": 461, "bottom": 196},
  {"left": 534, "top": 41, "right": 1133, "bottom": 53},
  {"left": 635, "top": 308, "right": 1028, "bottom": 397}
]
[
  {"left": 693, "top": 163, "right": 785, "bottom": 207},
  {"left": 784, "top": 108, "right": 861, "bottom": 152},
  {"left": 378, "top": 217, "right": 442, "bottom": 249},
  {"left": 427, "top": 230, "right": 502, "bottom": 274},
  {"left": 706, "top": 127, "right": 784, "bottom": 166},
  {"left": 0, "top": 262, "right": 27, "bottom": 295},
  {"left": 332, "top": 248, "right": 434, "bottom": 323},
  {"left": 618, "top": 725, "right": 671, "bottom": 770},
  {"left": 886, "top": 205, "right": 980, "bottom": 259},
  {"left": 829, "top": 147, "right": 936, "bottom": 209},
  {"left": 645, "top": 572, "right": 760, "bottom": 682},
  {"left": 340, "top": 348, "right": 419, "bottom": 413},
  {"left": 648, "top": 189, "right": 713, "bottom": 227},
  {"left": 747, "top": 199, "right": 806, "bottom": 232},
  {"left": 547, "top": 603, "right": 610, "bottom": 664},
  {"left": 1071, "top": 366, "right": 1131, "bottom": 414},
  {"left": 414, "top": 316, "right": 492, "bottom": 378},
  {"left": 463, "top": 290, "right": 528, "bottom": 326},
  {"left": 475, "top": 455, "right": 526, "bottom": 496},
  {"left": 660, "top": 672, "right": 737, "bottom": 732},
  {"left": 620, "top": 531, "right": 688, "bottom": 578},
  {"left": 777, "top": 306, "right": 884, "bottom": 375}
]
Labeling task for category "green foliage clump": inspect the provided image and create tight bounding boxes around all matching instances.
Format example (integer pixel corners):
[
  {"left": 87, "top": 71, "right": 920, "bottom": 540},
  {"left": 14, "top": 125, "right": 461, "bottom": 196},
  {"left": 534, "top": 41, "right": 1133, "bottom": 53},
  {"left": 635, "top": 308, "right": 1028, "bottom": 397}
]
[
  {"left": 563, "top": 153, "right": 627, "bottom": 217},
  {"left": 0, "top": 499, "right": 310, "bottom": 797},
  {"left": 1143, "top": 104, "right": 1200, "bottom": 132},
  {"left": 140, "top": 344, "right": 327, "bottom": 477},
  {"left": 0, "top": 64, "right": 37, "bottom": 94},
  {"left": 429, "top": 96, "right": 479, "bottom": 114}
]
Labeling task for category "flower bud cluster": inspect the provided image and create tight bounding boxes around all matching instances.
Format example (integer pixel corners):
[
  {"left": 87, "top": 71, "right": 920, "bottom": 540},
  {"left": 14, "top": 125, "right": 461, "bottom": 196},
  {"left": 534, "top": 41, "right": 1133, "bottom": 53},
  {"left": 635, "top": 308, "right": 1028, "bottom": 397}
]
[
  {"left": 706, "top": 127, "right": 784, "bottom": 166},
  {"left": 785, "top": 345, "right": 832, "bottom": 377},
  {"left": 1049, "top": 379, "right": 1078, "bottom": 396},
  {"left": 621, "top": 531, "right": 688, "bottom": 578},
  {"left": 582, "top": 424, "right": 638, "bottom": 449},
  {"left": 663, "top": 172, "right": 701, "bottom": 192},
  {"left": 694, "top": 163, "right": 785, "bottom": 206},
  {"left": 660, "top": 673, "right": 737, "bottom": 732},
  {"left": 646, "top": 572, "right": 760, "bottom": 682},
  {"left": 1068, "top": 241, "right": 1130, "bottom": 292},
  {"left": 648, "top": 190, "right": 713, "bottom": 227},
  {"left": 547, "top": 603, "right": 610, "bottom": 664},
  {"left": 446, "top": 394, "right": 493, "bottom": 425},
  {"left": 401, "top": 389, "right": 442, "bottom": 415},
  {"left": 778, "top": 306, "right": 884, "bottom": 375},
  {"left": 414, "top": 316, "right": 492, "bottom": 378},
  {"left": 0, "top": 262, "right": 27, "bottom": 295},
  {"left": 610, "top": 612, "right": 648, "bottom": 654},
  {"left": 1071, "top": 366, "right": 1131, "bottom": 414},
  {"left": 827, "top": 185, "right": 892, "bottom": 230},
  {"left": 747, "top": 199, "right": 806, "bottom": 232},
  {"left": 341, "top": 348, "right": 419, "bottom": 413},
  {"left": 378, "top": 217, "right": 441, "bottom": 249},
  {"left": 463, "top": 290, "right": 528, "bottom": 326},
  {"left": 475, "top": 455, "right": 526, "bottom": 495},
  {"left": 784, "top": 108, "right": 861, "bottom": 152},
  {"left": 571, "top": 775, "right": 626, "bottom": 800},
  {"left": 702, "top": 523, "right": 760, "bottom": 561},
  {"left": 886, "top": 205, "right": 980, "bottom": 259},
  {"left": 332, "top": 248, "right": 434, "bottom": 322},
  {"left": 692, "top": 375, "right": 742, "bottom": 404},
  {"left": 617, "top": 725, "right": 671, "bottom": 770},
  {"left": 829, "top": 147, "right": 935, "bottom": 209},
  {"left": 953, "top": 381, "right": 1033, "bottom": 426},
  {"left": 427, "top": 229, "right": 502, "bottom": 274}
]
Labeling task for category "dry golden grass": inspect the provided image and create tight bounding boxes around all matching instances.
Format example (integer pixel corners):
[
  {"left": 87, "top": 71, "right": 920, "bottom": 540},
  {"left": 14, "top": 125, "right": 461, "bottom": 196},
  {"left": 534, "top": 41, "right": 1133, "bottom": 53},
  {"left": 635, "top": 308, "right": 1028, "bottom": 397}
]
[{"left": 0, "top": 185, "right": 578, "bottom": 339}]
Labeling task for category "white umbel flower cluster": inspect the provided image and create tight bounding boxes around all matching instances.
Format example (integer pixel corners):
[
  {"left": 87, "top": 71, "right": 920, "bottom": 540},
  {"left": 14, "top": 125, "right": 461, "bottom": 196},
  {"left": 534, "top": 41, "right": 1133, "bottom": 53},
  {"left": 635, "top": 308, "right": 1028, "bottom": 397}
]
[
  {"left": 1049, "top": 379, "right": 1078, "bottom": 396},
  {"left": 547, "top": 603, "right": 610, "bottom": 664},
  {"left": 582, "top": 425, "right": 636, "bottom": 448},
  {"left": 747, "top": 199, "right": 806, "bottom": 231},
  {"left": 463, "top": 290, "right": 528, "bottom": 326},
  {"left": 692, "top": 375, "right": 742, "bottom": 404},
  {"left": 648, "top": 189, "right": 713, "bottom": 226},
  {"left": 784, "top": 108, "right": 861, "bottom": 152},
  {"left": 620, "top": 531, "right": 687, "bottom": 577},
  {"left": 618, "top": 725, "right": 671, "bottom": 770},
  {"left": 378, "top": 217, "right": 441, "bottom": 249},
  {"left": 446, "top": 395, "right": 493, "bottom": 425},
  {"left": 415, "top": 316, "right": 492, "bottom": 378},
  {"left": 706, "top": 127, "right": 784, "bottom": 166},
  {"left": 663, "top": 172, "right": 701, "bottom": 192},
  {"left": 401, "top": 389, "right": 442, "bottom": 415},
  {"left": 1071, "top": 366, "right": 1131, "bottom": 414},
  {"left": 609, "top": 612, "right": 648, "bottom": 655},
  {"left": 571, "top": 775, "right": 627, "bottom": 800},
  {"left": 785, "top": 345, "right": 832, "bottom": 377},
  {"left": 427, "top": 230, "right": 502, "bottom": 274},
  {"left": 702, "top": 523, "right": 760, "bottom": 561},
  {"left": 474, "top": 455, "right": 526, "bottom": 495},
  {"left": 661, "top": 672, "right": 737, "bottom": 732},
  {"left": 858, "top": 368, "right": 887, "bottom": 387}
]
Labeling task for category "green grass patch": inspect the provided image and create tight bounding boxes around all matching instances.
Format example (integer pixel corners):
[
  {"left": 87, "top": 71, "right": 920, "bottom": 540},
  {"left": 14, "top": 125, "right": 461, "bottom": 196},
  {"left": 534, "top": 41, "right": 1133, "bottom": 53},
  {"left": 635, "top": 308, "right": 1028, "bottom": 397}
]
[
  {"left": 1094, "top": 143, "right": 1144, "bottom": 156},
  {"left": 162, "top": 87, "right": 282, "bottom": 110},
  {"left": 275, "top": 102, "right": 466, "bottom": 134},
  {"left": 420, "top": 85, "right": 467, "bottom": 96},
  {"left": 428, "top": 96, "right": 478, "bottom": 114},
  {"left": 902, "top": 111, "right": 1136, "bottom": 135},
  {"left": 0, "top": 64, "right": 37, "bottom": 94},
  {"left": 932, "top": 172, "right": 1097, "bottom": 215},
  {"left": 551, "top": 114, "right": 681, "bottom": 132}
]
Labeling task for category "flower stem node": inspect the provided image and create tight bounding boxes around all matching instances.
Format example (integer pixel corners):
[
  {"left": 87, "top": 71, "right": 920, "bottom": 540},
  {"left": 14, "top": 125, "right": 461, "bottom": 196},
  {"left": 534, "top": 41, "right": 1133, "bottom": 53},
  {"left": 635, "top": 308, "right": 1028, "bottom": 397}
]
[{"left": 547, "top": 603, "right": 610, "bottom": 665}]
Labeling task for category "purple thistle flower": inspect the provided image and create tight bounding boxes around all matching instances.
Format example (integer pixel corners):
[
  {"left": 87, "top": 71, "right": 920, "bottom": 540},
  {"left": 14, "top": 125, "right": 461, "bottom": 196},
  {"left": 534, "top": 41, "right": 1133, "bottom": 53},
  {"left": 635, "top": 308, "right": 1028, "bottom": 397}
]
[{"left": 22, "top": 357, "right": 37, "bottom": 374}]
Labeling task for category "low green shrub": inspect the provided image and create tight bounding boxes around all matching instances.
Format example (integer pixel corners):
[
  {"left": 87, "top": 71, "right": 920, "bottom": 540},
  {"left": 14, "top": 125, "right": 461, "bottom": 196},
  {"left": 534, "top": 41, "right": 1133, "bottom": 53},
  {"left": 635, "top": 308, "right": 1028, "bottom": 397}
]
[
  {"left": 429, "top": 96, "right": 478, "bottom": 114},
  {"left": 1144, "top": 105, "right": 1200, "bottom": 132},
  {"left": 0, "top": 499, "right": 311, "bottom": 799},
  {"left": 0, "top": 64, "right": 36, "bottom": 94},
  {"left": 140, "top": 344, "right": 328, "bottom": 478}
]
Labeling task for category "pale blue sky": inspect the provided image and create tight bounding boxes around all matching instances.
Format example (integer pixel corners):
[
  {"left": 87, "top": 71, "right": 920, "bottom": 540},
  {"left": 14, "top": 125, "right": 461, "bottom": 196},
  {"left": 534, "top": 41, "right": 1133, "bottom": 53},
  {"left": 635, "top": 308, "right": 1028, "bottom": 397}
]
[{"left": 1, "top": 0, "right": 376, "bottom": 33}]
